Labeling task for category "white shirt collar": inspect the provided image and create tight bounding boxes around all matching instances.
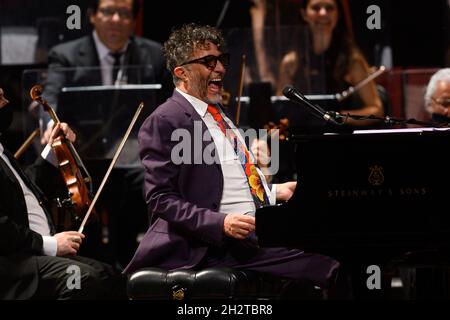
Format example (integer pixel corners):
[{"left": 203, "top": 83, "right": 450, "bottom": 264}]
[
  {"left": 92, "top": 30, "right": 128, "bottom": 61},
  {"left": 176, "top": 88, "right": 210, "bottom": 118}
]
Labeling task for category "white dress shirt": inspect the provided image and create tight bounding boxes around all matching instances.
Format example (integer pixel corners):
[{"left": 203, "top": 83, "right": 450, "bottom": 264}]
[
  {"left": 176, "top": 89, "right": 276, "bottom": 216},
  {"left": 0, "top": 142, "right": 57, "bottom": 256},
  {"left": 92, "top": 30, "right": 129, "bottom": 85}
]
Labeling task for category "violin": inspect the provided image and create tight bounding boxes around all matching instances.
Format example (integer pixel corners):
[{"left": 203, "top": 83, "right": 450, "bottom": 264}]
[
  {"left": 30, "top": 85, "right": 96, "bottom": 231},
  {"left": 263, "top": 118, "right": 290, "bottom": 141}
]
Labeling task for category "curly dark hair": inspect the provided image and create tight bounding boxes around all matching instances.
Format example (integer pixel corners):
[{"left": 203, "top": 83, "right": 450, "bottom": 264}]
[{"left": 164, "top": 23, "right": 228, "bottom": 84}]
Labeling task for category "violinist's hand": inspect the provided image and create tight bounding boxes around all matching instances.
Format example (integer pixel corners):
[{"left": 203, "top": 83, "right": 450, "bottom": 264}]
[
  {"left": 41, "top": 123, "right": 52, "bottom": 145},
  {"left": 251, "top": 139, "right": 272, "bottom": 183},
  {"left": 223, "top": 213, "right": 255, "bottom": 240},
  {"left": 275, "top": 181, "right": 297, "bottom": 202},
  {"left": 46, "top": 122, "right": 76, "bottom": 147},
  {"left": 54, "top": 231, "right": 85, "bottom": 256},
  {"left": 280, "top": 51, "right": 299, "bottom": 79},
  {"left": 251, "top": 139, "right": 270, "bottom": 168}
]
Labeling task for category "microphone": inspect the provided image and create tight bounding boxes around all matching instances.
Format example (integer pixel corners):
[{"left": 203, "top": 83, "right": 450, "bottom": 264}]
[{"left": 282, "top": 85, "right": 340, "bottom": 125}]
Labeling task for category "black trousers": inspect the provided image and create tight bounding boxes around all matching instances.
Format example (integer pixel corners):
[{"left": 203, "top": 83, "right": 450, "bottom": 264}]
[
  {"left": 32, "top": 255, "right": 127, "bottom": 300},
  {"left": 105, "top": 166, "right": 149, "bottom": 268}
]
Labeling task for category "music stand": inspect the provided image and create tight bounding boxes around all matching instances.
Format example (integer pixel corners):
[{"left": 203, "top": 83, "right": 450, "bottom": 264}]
[{"left": 57, "top": 84, "right": 161, "bottom": 164}]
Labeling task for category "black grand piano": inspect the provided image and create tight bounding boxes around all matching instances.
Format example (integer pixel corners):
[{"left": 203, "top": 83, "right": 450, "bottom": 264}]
[{"left": 256, "top": 128, "right": 450, "bottom": 298}]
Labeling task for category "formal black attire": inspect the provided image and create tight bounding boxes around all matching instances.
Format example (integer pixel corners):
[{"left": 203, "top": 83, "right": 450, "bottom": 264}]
[{"left": 0, "top": 147, "right": 125, "bottom": 299}]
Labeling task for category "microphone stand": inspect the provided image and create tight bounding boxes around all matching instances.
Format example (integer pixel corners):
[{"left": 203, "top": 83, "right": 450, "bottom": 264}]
[{"left": 282, "top": 84, "right": 449, "bottom": 131}]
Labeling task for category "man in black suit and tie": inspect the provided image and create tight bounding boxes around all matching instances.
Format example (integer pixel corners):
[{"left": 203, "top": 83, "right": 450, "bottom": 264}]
[
  {"left": 0, "top": 88, "right": 126, "bottom": 299},
  {"left": 38, "top": 0, "right": 172, "bottom": 268},
  {"left": 41, "top": 0, "right": 171, "bottom": 135}
]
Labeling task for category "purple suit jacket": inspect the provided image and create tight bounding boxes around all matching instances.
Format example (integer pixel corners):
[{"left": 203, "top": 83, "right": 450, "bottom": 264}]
[{"left": 124, "top": 90, "right": 227, "bottom": 274}]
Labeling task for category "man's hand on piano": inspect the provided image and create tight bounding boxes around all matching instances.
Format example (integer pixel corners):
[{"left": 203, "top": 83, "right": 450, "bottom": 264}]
[
  {"left": 223, "top": 213, "right": 256, "bottom": 240},
  {"left": 275, "top": 181, "right": 297, "bottom": 202}
]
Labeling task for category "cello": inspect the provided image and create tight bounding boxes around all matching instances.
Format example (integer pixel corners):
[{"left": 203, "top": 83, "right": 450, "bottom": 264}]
[{"left": 30, "top": 85, "right": 96, "bottom": 230}]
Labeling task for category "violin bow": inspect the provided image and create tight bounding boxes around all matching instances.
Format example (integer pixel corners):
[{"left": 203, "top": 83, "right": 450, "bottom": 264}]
[
  {"left": 14, "top": 128, "right": 40, "bottom": 159},
  {"left": 235, "top": 54, "right": 246, "bottom": 126},
  {"left": 78, "top": 102, "right": 145, "bottom": 233},
  {"left": 335, "top": 66, "right": 386, "bottom": 102}
]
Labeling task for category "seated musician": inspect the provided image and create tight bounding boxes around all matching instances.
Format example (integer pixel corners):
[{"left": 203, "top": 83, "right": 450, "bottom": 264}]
[
  {"left": 424, "top": 68, "right": 450, "bottom": 123},
  {"left": 32, "top": 0, "right": 172, "bottom": 268},
  {"left": 250, "top": 0, "right": 384, "bottom": 127},
  {"left": 0, "top": 88, "right": 126, "bottom": 299},
  {"left": 124, "top": 24, "right": 340, "bottom": 294},
  {"left": 40, "top": 0, "right": 171, "bottom": 141}
]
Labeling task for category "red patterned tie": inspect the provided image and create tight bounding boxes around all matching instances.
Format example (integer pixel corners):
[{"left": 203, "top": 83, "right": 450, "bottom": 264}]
[{"left": 207, "top": 104, "right": 270, "bottom": 208}]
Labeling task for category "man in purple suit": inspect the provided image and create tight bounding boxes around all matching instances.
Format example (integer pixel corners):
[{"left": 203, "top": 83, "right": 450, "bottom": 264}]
[{"left": 124, "top": 23, "right": 339, "bottom": 289}]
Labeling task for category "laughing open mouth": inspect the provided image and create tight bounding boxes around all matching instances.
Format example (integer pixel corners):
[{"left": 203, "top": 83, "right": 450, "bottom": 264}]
[{"left": 208, "top": 78, "right": 223, "bottom": 92}]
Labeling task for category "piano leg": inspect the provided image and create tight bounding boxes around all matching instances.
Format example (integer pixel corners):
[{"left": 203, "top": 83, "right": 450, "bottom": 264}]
[
  {"left": 348, "top": 264, "right": 392, "bottom": 300},
  {"left": 333, "top": 254, "right": 398, "bottom": 300},
  {"left": 398, "top": 266, "right": 450, "bottom": 299},
  {"left": 323, "top": 261, "right": 393, "bottom": 300},
  {"left": 388, "top": 250, "right": 450, "bottom": 299}
]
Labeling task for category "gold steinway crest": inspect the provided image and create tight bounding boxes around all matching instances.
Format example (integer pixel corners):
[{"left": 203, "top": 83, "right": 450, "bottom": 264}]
[
  {"left": 172, "top": 288, "right": 185, "bottom": 300},
  {"left": 368, "top": 165, "right": 384, "bottom": 186}
]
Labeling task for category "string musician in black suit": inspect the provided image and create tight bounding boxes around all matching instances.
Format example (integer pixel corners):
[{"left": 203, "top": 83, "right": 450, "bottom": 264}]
[
  {"left": 38, "top": 0, "right": 173, "bottom": 267},
  {"left": 0, "top": 88, "right": 126, "bottom": 299}
]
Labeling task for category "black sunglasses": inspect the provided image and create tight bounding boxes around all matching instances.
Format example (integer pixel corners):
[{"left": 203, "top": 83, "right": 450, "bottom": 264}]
[{"left": 180, "top": 53, "right": 230, "bottom": 70}]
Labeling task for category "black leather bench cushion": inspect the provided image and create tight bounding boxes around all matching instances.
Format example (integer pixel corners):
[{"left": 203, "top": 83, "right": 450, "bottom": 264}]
[{"left": 127, "top": 267, "right": 290, "bottom": 300}]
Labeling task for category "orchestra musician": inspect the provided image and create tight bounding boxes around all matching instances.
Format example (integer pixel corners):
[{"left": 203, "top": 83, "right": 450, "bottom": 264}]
[
  {"left": 0, "top": 88, "right": 126, "bottom": 299},
  {"left": 424, "top": 68, "right": 450, "bottom": 123},
  {"left": 40, "top": 0, "right": 171, "bottom": 139},
  {"left": 37, "top": 0, "right": 173, "bottom": 267},
  {"left": 250, "top": 0, "right": 384, "bottom": 126}
]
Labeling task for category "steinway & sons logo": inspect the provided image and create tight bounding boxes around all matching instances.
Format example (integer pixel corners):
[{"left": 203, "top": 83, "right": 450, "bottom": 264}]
[
  {"left": 327, "top": 164, "right": 428, "bottom": 199},
  {"left": 368, "top": 165, "right": 384, "bottom": 186}
]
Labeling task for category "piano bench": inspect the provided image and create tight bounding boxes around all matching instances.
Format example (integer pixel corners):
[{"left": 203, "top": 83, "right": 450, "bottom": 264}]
[{"left": 127, "top": 267, "right": 325, "bottom": 300}]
